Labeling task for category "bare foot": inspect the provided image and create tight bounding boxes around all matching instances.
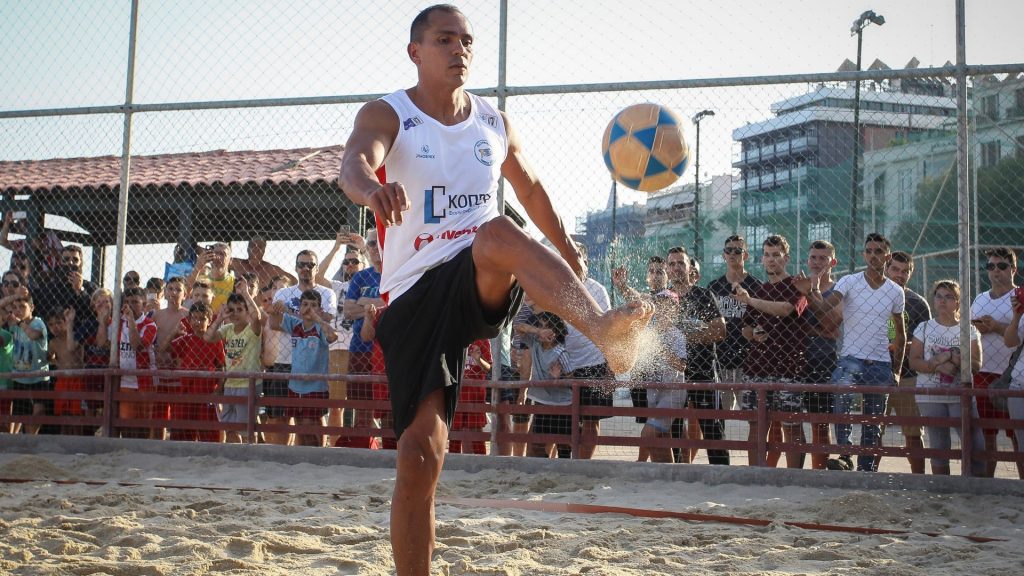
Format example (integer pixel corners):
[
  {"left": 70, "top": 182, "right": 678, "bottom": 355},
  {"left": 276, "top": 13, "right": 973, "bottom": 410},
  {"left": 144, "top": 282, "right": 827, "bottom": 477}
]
[{"left": 594, "top": 300, "right": 655, "bottom": 375}]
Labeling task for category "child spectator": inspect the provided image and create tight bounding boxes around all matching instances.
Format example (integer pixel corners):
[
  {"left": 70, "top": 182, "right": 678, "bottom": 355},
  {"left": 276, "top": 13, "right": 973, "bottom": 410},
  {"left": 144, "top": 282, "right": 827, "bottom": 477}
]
[
  {"left": 82, "top": 288, "right": 114, "bottom": 429},
  {"left": 117, "top": 287, "right": 158, "bottom": 439},
  {"left": 144, "top": 277, "right": 165, "bottom": 314},
  {"left": 0, "top": 270, "right": 23, "bottom": 432},
  {"left": 268, "top": 289, "right": 337, "bottom": 447},
  {"left": 47, "top": 307, "right": 86, "bottom": 435},
  {"left": 165, "top": 301, "right": 225, "bottom": 442},
  {"left": 449, "top": 339, "right": 492, "bottom": 455},
  {"left": 350, "top": 302, "right": 387, "bottom": 450},
  {"left": 6, "top": 291, "right": 49, "bottom": 435},
  {"left": 205, "top": 291, "right": 263, "bottom": 443},
  {"left": 638, "top": 291, "right": 688, "bottom": 463},
  {"left": 517, "top": 311, "right": 572, "bottom": 458}
]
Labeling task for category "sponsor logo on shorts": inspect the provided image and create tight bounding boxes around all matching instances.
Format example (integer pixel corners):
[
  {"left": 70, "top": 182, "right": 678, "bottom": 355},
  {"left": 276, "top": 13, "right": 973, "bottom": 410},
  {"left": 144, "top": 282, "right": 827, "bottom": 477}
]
[
  {"left": 403, "top": 116, "right": 423, "bottom": 130},
  {"left": 474, "top": 139, "right": 495, "bottom": 166},
  {"left": 424, "top": 185, "right": 491, "bottom": 223}
]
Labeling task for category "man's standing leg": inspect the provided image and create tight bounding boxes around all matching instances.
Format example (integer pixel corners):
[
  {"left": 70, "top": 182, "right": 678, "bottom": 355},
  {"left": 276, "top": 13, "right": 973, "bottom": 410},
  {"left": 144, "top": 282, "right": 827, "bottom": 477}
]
[
  {"left": 391, "top": 388, "right": 448, "bottom": 575},
  {"left": 831, "top": 357, "right": 859, "bottom": 467},
  {"left": 858, "top": 362, "right": 894, "bottom": 472}
]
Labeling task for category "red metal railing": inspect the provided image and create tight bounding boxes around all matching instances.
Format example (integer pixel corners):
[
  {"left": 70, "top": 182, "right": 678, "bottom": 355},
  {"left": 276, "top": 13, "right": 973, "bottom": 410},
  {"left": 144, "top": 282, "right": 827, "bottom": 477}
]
[{"left": 2, "top": 368, "right": 1022, "bottom": 476}]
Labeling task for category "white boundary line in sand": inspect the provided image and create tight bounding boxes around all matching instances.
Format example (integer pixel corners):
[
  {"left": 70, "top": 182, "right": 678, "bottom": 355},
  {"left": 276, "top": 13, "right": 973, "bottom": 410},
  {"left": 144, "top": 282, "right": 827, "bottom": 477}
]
[{"left": 2, "top": 434, "right": 1022, "bottom": 497}]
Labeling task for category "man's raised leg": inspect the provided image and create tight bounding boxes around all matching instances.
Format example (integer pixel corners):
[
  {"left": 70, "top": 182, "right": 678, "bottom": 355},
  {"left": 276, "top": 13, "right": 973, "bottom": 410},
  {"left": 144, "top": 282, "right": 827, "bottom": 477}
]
[{"left": 472, "top": 217, "right": 652, "bottom": 375}]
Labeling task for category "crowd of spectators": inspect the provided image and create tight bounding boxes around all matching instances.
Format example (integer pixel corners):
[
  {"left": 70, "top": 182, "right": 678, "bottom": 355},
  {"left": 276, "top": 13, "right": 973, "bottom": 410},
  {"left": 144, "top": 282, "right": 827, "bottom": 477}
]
[{"left": 1, "top": 215, "right": 1022, "bottom": 477}]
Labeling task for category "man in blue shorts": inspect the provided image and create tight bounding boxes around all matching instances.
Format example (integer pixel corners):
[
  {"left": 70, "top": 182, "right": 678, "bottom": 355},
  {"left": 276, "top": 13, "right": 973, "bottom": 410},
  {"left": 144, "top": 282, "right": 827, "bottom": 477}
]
[{"left": 338, "top": 5, "right": 652, "bottom": 574}]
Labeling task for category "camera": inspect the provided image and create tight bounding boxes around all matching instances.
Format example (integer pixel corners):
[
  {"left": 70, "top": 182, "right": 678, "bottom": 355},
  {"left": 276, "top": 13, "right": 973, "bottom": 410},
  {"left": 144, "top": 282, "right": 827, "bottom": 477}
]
[{"left": 1015, "top": 285, "right": 1024, "bottom": 313}]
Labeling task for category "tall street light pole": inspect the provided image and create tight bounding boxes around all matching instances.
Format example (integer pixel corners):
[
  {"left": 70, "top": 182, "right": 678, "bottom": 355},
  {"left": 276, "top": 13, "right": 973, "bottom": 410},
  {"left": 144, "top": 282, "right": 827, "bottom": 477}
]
[
  {"left": 848, "top": 9, "right": 884, "bottom": 272},
  {"left": 693, "top": 109, "right": 714, "bottom": 262}
]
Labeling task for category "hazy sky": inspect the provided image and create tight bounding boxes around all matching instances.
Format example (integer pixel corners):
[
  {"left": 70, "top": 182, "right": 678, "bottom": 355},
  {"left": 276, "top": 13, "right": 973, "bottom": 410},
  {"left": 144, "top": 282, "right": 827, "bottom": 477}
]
[{"left": 2, "top": 1, "right": 1022, "bottom": 283}]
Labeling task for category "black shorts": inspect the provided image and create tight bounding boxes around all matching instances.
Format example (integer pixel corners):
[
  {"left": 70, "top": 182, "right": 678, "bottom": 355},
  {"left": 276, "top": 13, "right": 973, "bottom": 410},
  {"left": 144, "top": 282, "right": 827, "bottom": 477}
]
[
  {"left": 571, "top": 363, "right": 614, "bottom": 422},
  {"left": 12, "top": 379, "right": 52, "bottom": 416},
  {"left": 262, "top": 364, "right": 290, "bottom": 418},
  {"left": 377, "top": 246, "right": 523, "bottom": 440}
]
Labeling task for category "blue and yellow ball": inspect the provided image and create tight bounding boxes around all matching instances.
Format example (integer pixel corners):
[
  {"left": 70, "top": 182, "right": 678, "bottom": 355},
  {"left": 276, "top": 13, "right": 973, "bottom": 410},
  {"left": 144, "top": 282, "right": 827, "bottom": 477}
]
[{"left": 602, "top": 103, "right": 689, "bottom": 192}]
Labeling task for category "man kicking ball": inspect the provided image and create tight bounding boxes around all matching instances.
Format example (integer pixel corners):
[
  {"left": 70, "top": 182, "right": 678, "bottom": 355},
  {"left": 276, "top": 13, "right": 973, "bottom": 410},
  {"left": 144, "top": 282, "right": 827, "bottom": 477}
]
[{"left": 339, "top": 4, "right": 653, "bottom": 574}]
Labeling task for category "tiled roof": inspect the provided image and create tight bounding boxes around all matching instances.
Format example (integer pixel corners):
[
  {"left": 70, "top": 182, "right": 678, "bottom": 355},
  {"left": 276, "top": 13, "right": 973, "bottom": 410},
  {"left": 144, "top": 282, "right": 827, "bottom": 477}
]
[{"left": 0, "top": 146, "right": 344, "bottom": 192}]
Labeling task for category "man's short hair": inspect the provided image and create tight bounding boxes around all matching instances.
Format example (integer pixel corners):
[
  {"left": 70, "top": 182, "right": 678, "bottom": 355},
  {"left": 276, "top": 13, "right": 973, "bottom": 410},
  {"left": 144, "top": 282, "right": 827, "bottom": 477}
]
[
  {"left": 864, "top": 232, "right": 892, "bottom": 251},
  {"left": 227, "top": 293, "right": 247, "bottom": 308},
  {"left": 985, "top": 246, "right": 1018, "bottom": 269},
  {"left": 61, "top": 245, "right": 83, "bottom": 257},
  {"left": 889, "top": 251, "right": 914, "bottom": 270},
  {"left": 724, "top": 234, "right": 745, "bottom": 247},
  {"left": 410, "top": 4, "right": 464, "bottom": 43},
  {"left": 145, "top": 277, "right": 165, "bottom": 291},
  {"left": 300, "top": 289, "right": 322, "bottom": 306},
  {"left": 193, "top": 280, "right": 211, "bottom": 290},
  {"left": 46, "top": 306, "right": 66, "bottom": 321},
  {"left": 667, "top": 246, "right": 688, "bottom": 256},
  {"left": 763, "top": 234, "right": 790, "bottom": 255},
  {"left": 166, "top": 276, "right": 186, "bottom": 286},
  {"left": 809, "top": 239, "right": 835, "bottom": 256},
  {"left": 648, "top": 255, "right": 664, "bottom": 264},
  {"left": 296, "top": 250, "right": 318, "bottom": 265}
]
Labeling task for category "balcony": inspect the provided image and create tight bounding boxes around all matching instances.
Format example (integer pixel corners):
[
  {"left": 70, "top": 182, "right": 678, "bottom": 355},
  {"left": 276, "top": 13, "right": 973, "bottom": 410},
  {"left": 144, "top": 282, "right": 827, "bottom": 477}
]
[
  {"left": 733, "top": 136, "right": 818, "bottom": 167},
  {"left": 743, "top": 191, "right": 809, "bottom": 218},
  {"left": 732, "top": 164, "right": 810, "bottom": 194}
]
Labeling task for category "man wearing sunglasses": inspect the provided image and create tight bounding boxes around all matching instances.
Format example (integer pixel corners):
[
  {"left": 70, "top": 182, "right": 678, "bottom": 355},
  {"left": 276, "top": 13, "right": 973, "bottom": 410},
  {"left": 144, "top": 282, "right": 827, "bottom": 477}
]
[
  {"left": 970, "top": 246, "right": 1023, "bottom": 477},
  {"left": 266, "top": 250, "right": 337, "bottom": 442},
  {"left": 708, "top": 235, "right": 762, "bottom": 411},
  {"left": 33, "top": 245, "right": 98, "bottom": 332}
]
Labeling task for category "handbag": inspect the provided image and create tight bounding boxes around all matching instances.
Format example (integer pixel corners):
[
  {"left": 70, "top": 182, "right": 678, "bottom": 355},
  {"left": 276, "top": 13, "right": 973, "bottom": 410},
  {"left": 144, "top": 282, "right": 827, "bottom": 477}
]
[{"left": 990, "top": 341, "right": 1024, "bottom": 413}]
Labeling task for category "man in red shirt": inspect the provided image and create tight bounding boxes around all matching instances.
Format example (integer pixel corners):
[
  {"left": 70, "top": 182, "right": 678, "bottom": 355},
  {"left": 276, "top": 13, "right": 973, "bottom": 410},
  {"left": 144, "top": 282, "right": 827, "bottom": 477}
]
[{"left": 734, "top": 235, "right": 808, "bottom": 468}]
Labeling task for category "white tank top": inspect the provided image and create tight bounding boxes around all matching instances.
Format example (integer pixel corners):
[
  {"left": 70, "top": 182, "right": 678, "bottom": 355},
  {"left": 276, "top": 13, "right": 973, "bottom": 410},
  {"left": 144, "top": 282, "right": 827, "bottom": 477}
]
[{"left": 377, "top": 89, "right": 507, "bottom": 302}]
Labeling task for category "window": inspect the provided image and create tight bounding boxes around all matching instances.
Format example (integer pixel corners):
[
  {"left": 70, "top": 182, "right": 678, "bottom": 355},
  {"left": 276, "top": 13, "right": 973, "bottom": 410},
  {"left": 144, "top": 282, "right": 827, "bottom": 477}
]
[
  {"left": 981, "top": 141, "right": 1001, "bottom": 168},
  {"left": 745, "top": 225, "right": 769, "bottom": 261},
  {"left": 808, "top": 222, "right": 832, "bottom": 244},
  {"left": 898, "top": 169, "right": 913, "bottom": 214},
  {"left": 980, "top": 94, "right": 1000, "bottom": 122}
]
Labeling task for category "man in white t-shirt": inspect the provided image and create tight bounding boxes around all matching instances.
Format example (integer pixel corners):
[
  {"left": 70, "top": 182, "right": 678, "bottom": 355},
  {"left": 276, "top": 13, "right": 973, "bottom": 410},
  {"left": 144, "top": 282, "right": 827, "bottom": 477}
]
[
  {"left": 970, "top": 246, "right": 1023, "bottom": 477},
  {"left": 266, "top": 250, "right": 336, "bottom": 444},
  {"left": 563, "top": 245, "right": 613, "bottom": 460},
  {"left": 797, "top": 233, "right": 905, "bottom": 472}
]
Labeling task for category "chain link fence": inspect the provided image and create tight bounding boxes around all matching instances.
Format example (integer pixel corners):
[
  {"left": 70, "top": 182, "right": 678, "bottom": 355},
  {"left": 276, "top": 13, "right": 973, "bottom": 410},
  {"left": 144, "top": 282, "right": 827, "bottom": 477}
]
[{"left": 2, "top": 1, "right": 1024, "bottom": 474}]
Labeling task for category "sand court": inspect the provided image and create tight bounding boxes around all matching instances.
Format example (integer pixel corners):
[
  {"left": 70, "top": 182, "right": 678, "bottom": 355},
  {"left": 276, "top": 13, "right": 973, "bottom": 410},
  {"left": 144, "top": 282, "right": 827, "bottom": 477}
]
[{"left": 1, "top": 435, "right": 1022, "bottom": 575}]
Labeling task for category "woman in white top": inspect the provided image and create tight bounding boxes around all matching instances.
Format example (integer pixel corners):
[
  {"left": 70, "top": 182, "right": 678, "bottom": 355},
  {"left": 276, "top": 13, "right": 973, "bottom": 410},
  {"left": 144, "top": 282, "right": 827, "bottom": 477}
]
[
  {"left": 908, "top": 280, "right": 985, "bottom": 476},
  {"left": 1001, "top": 287, "right": 1024, "bottom": 458}
]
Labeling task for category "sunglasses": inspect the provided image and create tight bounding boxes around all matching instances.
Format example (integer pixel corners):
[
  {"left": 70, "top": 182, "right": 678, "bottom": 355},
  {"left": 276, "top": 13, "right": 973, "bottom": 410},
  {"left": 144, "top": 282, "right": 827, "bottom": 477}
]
[
  {"left": 985, "top": 262, "right": 1011, "bottom": 271},
  {"left": 1, "top": 281, "right": 20, "bottom": 287},
  {"left": 342, "top": 258, "right": 361, "bottom": 265},
  {"left": 723, "top": 247, "right": 744, "bottom": 255},
  {"left": 124, "top": 277, "right": 140, "bottom": 283},
  {"left": 296, "top": 262, "right": 316, "bottom": 270}
]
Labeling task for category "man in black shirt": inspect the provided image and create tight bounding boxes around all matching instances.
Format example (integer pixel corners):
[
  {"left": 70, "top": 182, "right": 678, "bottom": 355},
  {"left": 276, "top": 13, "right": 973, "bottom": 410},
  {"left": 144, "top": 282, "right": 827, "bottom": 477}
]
[
  {"left": 33, "top": 245, "right": 98, "bottom": 331},
  {"left": 707, "top": 235, "right": 762, "bottom": 411},
  {"left": 667, "top": 246, "right": 729, "bottom": 464},
  {"left": 877, "top": 250, "right": 930, "bottom": 473}
]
